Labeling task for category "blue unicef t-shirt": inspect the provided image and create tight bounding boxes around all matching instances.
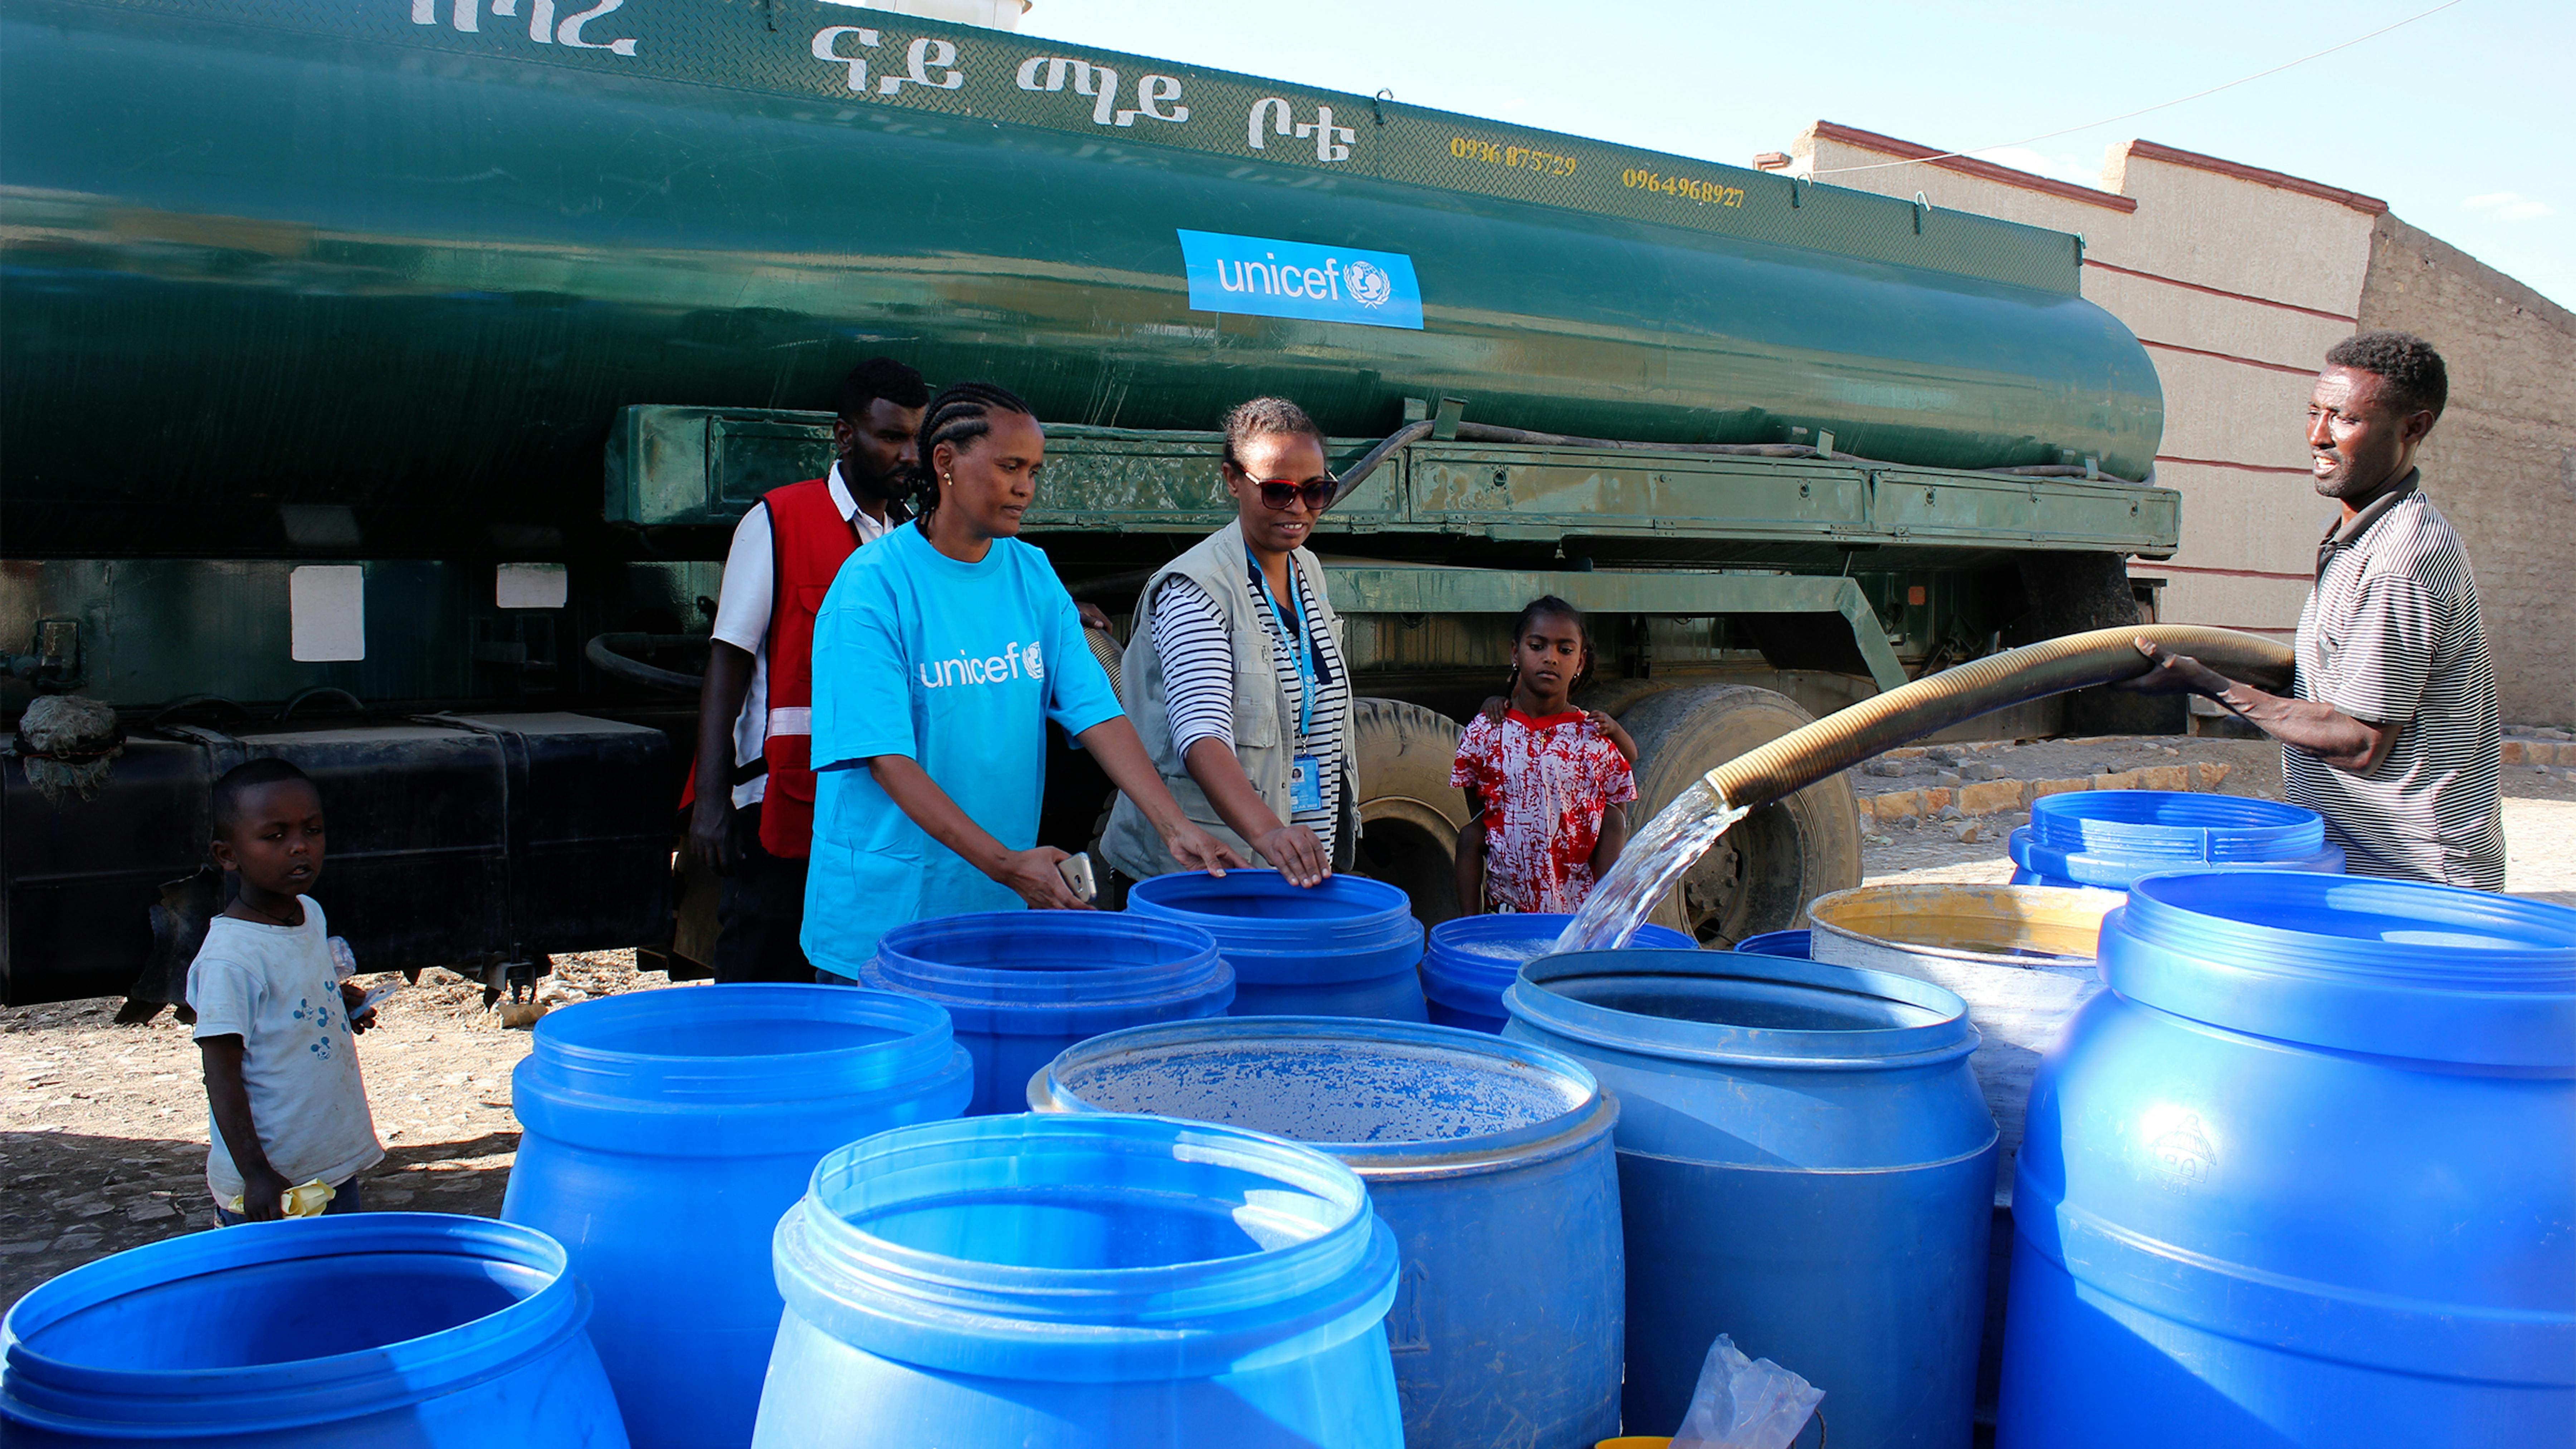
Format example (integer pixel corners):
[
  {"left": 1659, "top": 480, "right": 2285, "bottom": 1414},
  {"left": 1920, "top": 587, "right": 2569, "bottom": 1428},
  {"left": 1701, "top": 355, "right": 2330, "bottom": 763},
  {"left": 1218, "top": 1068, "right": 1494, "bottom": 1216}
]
[{"left": 801, "top": 521, "right": 1123, "bottom": 976}]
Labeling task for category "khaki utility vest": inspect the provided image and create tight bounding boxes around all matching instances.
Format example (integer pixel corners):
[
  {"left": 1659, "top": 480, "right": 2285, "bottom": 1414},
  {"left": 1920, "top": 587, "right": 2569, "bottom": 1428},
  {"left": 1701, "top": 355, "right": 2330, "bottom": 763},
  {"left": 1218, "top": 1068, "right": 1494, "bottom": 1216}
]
[{"left": 1100, "top": 520, "right": 1358, "bottom": 879}]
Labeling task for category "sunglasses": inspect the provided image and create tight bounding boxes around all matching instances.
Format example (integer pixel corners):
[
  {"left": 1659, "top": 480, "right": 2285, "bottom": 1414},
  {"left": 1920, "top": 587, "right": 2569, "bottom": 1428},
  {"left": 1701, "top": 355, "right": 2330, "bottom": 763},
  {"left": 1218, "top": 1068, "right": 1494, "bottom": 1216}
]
[{"left": 1249, "top": 476, "right": 1337, "bottom": 512}]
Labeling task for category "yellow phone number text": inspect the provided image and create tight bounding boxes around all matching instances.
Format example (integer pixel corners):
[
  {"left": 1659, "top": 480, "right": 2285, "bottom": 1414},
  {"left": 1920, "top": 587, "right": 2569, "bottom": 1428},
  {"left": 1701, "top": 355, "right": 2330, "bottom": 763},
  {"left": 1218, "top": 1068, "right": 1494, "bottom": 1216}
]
[
  {"left": 1621, "top": 168, "right": 1745, "bottom": 207},
  {"left": 1450, "top": 136, "right": 1579, "bottom": 177}
]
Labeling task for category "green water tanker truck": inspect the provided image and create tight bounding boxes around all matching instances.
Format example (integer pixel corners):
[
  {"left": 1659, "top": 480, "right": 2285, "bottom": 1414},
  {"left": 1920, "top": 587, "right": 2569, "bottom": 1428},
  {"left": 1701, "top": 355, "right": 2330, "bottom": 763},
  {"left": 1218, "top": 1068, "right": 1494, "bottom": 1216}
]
[{"left": 0, "top": 0, "right": 2180, "bottom": 1008}]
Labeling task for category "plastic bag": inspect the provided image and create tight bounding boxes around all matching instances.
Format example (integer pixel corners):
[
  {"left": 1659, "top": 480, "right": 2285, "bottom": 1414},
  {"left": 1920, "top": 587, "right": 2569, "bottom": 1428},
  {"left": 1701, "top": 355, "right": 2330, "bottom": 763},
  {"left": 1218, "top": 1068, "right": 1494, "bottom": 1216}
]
[{"left": 1669, "top": 1333, "right": 1825, "bottom": 1449}]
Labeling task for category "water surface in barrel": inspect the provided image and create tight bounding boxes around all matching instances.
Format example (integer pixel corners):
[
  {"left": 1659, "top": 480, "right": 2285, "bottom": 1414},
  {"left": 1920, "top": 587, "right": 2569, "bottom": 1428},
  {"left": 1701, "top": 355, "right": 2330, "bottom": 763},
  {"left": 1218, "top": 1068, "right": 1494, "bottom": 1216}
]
[
  {"left": 1062, "top": 1040, "right": 1584, "bottom": 1145},
  {"left": 1456, "top": 938, "right": 1561, "bottom": 965}
]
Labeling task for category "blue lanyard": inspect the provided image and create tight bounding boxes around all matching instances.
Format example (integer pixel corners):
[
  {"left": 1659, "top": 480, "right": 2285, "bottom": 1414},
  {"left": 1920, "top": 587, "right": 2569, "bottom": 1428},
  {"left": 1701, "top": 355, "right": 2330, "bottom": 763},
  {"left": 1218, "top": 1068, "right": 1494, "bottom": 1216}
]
[{"left": 1248, "top": 550, "right": 1317, "bottom": 744}]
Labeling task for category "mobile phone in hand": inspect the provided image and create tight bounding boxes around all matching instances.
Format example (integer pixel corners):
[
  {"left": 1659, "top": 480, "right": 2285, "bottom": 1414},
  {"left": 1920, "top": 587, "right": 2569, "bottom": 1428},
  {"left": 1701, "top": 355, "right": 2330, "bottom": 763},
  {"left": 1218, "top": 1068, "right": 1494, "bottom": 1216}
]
[{"left": 1057, "top": 852, "right": 1098, "bottom": 904}]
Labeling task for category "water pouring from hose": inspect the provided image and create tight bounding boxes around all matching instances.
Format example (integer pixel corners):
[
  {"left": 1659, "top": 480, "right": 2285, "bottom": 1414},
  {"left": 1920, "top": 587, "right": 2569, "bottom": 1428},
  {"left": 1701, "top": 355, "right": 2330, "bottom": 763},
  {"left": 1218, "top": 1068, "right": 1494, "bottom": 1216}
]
[{"left": 1555, "top": 625, "right": 2297, "bottom": 953}]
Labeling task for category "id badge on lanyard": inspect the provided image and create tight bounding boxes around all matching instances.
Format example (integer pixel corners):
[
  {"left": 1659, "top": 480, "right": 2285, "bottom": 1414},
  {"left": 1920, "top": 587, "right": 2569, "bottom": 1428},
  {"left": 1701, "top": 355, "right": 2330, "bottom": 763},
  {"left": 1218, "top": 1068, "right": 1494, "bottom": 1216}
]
[
  {"left": 1288, "top": 754, "right": 1325, "bottom": 814},
  {"left": 1253, "top": 549, "right": 1327, "bottom": 817}
]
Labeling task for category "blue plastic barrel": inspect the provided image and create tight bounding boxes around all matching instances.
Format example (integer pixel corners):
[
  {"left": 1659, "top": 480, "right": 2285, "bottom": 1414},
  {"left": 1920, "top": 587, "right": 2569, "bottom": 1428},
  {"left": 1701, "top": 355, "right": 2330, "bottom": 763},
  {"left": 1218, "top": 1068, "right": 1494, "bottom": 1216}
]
[
  {"left": 1125, "top": 869, "right": 1428, "bottom": 1021},
  {"left": 1423, "top": 914, "right": 1693, "bottom": 1032},
  {"left": 0, "top": 1213, "right": 626, "bottom": 1446},
  {"left": 2006, "top": 789, "right": 2343, "bottom": 889},
  {"left": 753, "top": 1113, "right": 1405, "bottom": 1447},
  {"left": 1029, "top": 1016, "right": 1624, "bottom": 1449},
  {"left": 2000, "top": 871, "right": 2576, "bottom": 1448},
  {"left": 504, "top": 984, "right": 971, "bottom": 1449},
  {"left": 861, "top": 912, "right": 1232, "bottom": 1115},
  {"left": 1731, "top": 928, "right": 1813, "bottom": 958},
  {"left": 1507, "top": 949, "right": 1995, "bottom": 1446}
]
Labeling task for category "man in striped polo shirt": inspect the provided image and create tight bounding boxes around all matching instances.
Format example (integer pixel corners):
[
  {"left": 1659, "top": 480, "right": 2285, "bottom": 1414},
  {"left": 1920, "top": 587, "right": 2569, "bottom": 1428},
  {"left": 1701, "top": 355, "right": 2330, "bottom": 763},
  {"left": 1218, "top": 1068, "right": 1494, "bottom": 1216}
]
[{"left": 2127, "top": 331, "right": 2505, "bottom": 890}]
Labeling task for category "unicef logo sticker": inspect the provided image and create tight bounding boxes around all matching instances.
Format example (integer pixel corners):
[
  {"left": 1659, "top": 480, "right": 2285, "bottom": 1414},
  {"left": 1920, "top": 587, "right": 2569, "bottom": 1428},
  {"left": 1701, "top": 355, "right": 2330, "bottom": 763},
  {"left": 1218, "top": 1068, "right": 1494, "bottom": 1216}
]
[
  {"left": 1177, "top": 231, "right": 1423, "bottom": 331},
  {"left": 1344, "top": 259, "right": 1394, "bottom": 309}
]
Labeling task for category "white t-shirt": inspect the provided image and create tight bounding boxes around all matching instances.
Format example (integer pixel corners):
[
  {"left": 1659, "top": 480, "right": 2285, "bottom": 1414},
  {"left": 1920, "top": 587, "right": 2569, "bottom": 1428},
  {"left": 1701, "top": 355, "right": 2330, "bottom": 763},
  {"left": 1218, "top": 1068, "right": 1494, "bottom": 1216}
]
[
  {"left": 709, "top": 464, "right": 891, "bottom": 808},
  {"left": 187, "top": 898, "right": 383, "bottom": 1202}
]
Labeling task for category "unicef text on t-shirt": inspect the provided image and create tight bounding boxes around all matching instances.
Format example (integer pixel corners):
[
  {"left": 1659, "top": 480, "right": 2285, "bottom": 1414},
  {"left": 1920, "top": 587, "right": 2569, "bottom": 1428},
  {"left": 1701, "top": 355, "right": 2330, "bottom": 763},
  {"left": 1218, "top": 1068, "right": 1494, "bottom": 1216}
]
[{"left": 922, "top": 641, "right": 1047, "bottom": 689}]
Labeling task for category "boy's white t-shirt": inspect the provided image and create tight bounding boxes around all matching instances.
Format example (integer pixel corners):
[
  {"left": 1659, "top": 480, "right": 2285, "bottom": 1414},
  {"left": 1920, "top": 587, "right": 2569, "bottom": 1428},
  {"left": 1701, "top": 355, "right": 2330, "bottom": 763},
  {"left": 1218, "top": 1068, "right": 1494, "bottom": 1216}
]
[{"left": 186, "top": 898, "right": 383, "bottom": 1202}]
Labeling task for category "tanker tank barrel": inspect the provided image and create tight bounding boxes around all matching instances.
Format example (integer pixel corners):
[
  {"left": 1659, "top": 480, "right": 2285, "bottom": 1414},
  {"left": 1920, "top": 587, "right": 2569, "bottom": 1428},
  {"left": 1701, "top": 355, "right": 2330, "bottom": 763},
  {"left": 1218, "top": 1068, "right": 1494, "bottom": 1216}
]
[
  {"left": 2, "top": 0, "right": 2185, "bottom": 1006},
  {"left": 1, "top": 1, "right": 2162, "bottom": 557}
]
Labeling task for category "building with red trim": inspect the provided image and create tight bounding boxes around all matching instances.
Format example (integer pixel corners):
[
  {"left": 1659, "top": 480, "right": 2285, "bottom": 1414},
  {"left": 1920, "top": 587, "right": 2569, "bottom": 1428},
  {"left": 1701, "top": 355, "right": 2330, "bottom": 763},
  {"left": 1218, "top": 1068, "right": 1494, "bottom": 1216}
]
[{"left": 1786, "top": 123, "right": 2573, "bottom": 725}]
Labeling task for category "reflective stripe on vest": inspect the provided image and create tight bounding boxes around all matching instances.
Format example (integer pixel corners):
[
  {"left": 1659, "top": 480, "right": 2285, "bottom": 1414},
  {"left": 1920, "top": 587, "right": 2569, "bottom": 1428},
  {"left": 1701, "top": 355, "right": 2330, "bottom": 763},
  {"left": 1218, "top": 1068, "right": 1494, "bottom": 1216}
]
[{"left": 757, "top": 478, "right": 864, "bottom": 858}]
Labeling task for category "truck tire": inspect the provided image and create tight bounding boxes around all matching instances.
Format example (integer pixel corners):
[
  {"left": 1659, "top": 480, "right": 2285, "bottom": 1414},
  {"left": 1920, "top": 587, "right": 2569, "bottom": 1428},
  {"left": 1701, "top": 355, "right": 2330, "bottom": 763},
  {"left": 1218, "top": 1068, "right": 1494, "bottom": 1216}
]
[
  {"left": 2011, "top": 550, "right": 2179, "bottom": 736},
  {"left": 1616, "top": 683, "right": 1862, "bottom": 946},
  {"left": 1350, "top": 697, "right": 1471, "bottom": 927},
  {"left": 1575, "top": 675, "right": 1677, "bottom": 720}
]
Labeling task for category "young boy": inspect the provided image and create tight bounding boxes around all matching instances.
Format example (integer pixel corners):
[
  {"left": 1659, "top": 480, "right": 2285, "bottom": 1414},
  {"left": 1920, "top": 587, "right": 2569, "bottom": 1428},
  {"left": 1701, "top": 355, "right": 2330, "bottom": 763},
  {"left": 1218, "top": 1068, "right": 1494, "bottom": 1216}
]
[{"left": 189, "top": 758, "right": 383, "bottom": 1224}]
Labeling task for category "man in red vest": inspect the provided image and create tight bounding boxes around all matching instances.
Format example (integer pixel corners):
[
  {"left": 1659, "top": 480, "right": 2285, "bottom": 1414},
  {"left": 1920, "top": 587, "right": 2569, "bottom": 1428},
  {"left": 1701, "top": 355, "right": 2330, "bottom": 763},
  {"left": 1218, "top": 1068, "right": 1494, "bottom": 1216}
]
[{"left": 686, "top": 358, "right": 929, "bottom": 982}]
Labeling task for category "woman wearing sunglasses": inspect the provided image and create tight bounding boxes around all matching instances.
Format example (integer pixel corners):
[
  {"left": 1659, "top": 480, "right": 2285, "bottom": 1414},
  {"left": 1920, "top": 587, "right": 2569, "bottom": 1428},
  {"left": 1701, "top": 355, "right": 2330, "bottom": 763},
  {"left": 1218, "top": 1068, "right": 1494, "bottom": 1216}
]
[{"left": 1100, "top": 397, "right": 1357, "bottom": 893}]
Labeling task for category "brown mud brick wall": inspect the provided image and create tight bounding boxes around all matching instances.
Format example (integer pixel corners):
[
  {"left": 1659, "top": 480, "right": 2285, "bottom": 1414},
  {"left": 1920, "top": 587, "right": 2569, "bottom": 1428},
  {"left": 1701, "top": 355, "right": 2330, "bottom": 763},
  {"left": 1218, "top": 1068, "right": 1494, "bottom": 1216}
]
[{"left": 2358, "top": 214, "right": 2576, "bottom": 726}]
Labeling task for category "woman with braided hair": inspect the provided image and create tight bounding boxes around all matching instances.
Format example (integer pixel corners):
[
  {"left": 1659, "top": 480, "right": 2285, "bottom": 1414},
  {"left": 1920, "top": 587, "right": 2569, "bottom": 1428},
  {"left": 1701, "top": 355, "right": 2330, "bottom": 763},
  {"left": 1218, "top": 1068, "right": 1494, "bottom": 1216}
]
[{"left": 800, "top": 381, "right": 1243, "bottom": 981}]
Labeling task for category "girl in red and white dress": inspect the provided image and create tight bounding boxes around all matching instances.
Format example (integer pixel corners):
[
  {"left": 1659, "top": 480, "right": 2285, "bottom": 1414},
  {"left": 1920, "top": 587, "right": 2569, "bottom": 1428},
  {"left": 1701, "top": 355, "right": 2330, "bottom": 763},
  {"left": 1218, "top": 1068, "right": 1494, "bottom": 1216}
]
[{"left": 1449, "top": 596, "right": 1639, "bottom": 914}]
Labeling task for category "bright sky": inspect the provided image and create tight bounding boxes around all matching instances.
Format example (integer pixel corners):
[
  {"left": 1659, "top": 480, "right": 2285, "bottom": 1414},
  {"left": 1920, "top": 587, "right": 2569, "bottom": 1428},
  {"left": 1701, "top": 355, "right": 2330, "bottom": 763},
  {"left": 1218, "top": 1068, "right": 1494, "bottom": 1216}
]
[{"left": 1021, "top": 0, "right": 2573, "bottom": 311}]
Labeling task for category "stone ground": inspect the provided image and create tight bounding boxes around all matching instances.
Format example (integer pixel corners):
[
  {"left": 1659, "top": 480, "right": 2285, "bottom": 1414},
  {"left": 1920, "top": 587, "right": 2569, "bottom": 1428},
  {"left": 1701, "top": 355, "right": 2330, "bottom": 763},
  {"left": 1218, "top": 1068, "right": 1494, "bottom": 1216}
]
[{"left": 6, "top": 733, "right": 2574, "bottom": 1313}]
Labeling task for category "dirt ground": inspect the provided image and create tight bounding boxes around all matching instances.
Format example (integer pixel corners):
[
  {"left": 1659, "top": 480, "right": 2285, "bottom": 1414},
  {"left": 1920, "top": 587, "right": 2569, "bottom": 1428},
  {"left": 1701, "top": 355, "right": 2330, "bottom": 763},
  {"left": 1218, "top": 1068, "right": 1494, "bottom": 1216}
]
[
  {"left": 1858, "top": 733, "right": 2576, "bottom": 906},
  {"left": 6, "top": 734, "right": 2573, "bottom": 1314},
  {"left": 0, "top": 952, "right": 687, "bottom": 1310}
]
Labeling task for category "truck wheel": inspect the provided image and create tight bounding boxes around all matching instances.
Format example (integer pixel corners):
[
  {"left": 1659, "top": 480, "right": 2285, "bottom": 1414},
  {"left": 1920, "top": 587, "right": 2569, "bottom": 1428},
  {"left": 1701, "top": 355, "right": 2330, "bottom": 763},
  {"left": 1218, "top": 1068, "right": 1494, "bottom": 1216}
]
[
  {"left": 1350, "top": 697, "right": 1470, "bottom": 927},
  {"left": 1616, "top": 684, "right": 1862, "bottom": 945},
  {"left": 1574, "top": 675, "right": 1675, "bottom": 719},
  {"left": 2011, "top": 550, "right": 2179, "bottom": 736}
]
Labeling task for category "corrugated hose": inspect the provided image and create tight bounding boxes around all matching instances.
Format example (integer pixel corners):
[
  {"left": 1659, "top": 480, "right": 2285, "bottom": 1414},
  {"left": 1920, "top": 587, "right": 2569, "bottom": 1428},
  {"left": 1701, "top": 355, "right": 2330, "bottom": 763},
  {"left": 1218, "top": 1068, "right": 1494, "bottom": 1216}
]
[{"left": 1704, "top": 625, "right": 2294, "bottom": 811}]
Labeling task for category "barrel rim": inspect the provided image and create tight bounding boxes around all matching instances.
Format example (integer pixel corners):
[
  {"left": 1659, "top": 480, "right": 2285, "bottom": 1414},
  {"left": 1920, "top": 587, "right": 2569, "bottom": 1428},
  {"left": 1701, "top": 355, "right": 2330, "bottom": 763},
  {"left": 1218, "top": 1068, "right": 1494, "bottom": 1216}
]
[
  {"left": 860, "top": 957, "right": 1238, "bottom": 1034},
  {"left": 1728, "top": 928, "right": 1814, "bottom": 958},
  {"left": 0, "top": 1214, "right": 592, "bottom": 1433},
  {"left": 2009, "top": 825, "right": 2344, "bottom": 891},
  {"left": 1126, "top": 869, "right": 1418, "bottom": 947},
  {"left": 1805, "top": 881, "right": 2120, "bottom": 972},
  {"left": 1424, "top": 914, "right": 1695, "bottom": 998},
  {"left": 1504, "top": 948, "right": 1980, "bottom": 1069},
  {"left": 512, "top": 985, "right": 975, "bottom": 1155},
  {"left": 2029, "top": 789, "right": 2326, "bottom": 859},
  {"left": 1025, "top": 1014, "right": 1614, "bottom": 1176},
  {"left": 867, "top": 912, "right": 1233, "bottom": 1016},
  {"left": 2122, "top": 870, "right": 2576, "bottom": 985},
  {"left": 771, "top": 1114, "right": 1400, "bottom": 1380},
  {"left": 2102, "top": 870, "right": 2576, "bottom": 1065},
  {"left": 523, "top": 982, "right": 960, "bottom": 1099}
]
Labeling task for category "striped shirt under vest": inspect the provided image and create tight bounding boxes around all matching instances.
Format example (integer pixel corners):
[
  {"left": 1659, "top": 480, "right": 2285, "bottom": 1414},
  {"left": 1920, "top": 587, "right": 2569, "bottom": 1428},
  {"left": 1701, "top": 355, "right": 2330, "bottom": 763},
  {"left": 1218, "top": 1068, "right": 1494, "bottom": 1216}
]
[
  {"left": 2287, "top": 473, "right": 2504, "bottom": 889},
  {"left": 1147, "top": 563, "right": 1350, "bottom": 857}
]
